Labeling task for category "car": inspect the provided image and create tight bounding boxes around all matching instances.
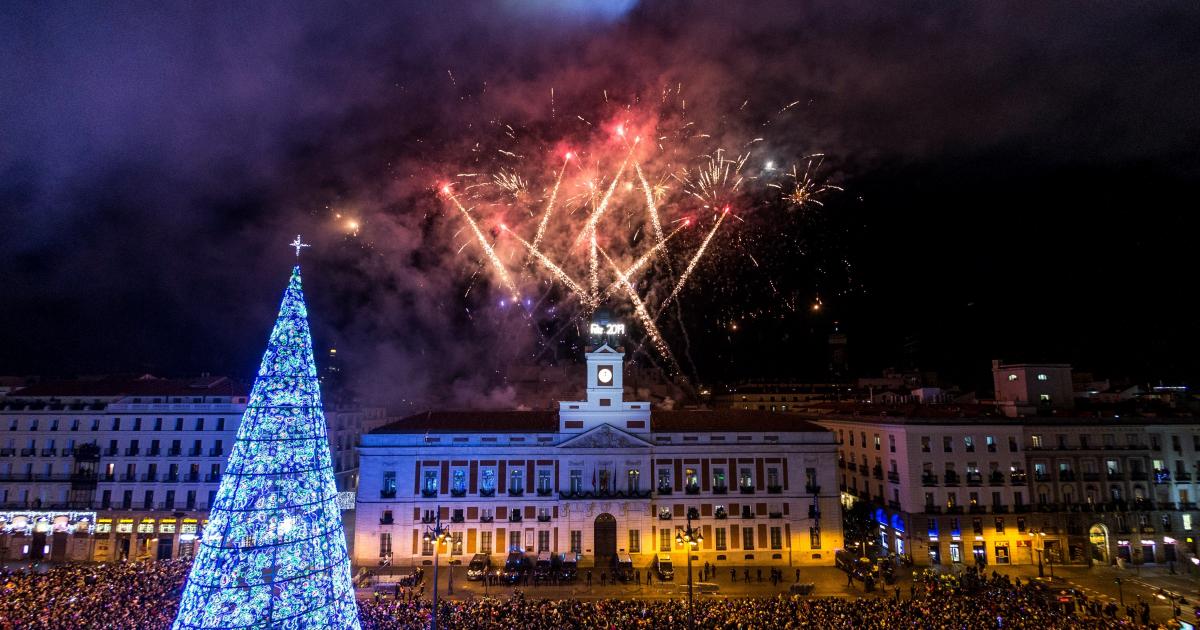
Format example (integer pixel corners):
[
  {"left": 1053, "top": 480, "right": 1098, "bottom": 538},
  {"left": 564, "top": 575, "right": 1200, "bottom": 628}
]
[
  {"left": 501, "top": 551, "right": 529, "bottom": 584},
  {"left": 613, "top": 553, "right": 635, "bottom": 582},
  {"left": 558, "top": 553, "right": 579, "bottom": 582},
  {"left": 654, "top": 554, "right": 675, "bottom": 581},
  {"left": 466, "top": 553, "right": 491, "bottom": 581}
]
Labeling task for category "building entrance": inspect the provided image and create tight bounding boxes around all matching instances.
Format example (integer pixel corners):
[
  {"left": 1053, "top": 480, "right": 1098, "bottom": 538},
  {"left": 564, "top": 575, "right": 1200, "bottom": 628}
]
[{"left": 594, "top": 513, "right": 616, "bottom": 566}]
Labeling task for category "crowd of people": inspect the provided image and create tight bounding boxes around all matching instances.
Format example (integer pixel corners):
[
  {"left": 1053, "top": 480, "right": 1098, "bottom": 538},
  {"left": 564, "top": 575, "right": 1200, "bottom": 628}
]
[
  {"left": 0, "top": 558, "right": 1164, "bottom": 629},
  {"left": 0, "top": 560, "right": 189, "bottom": 629}
]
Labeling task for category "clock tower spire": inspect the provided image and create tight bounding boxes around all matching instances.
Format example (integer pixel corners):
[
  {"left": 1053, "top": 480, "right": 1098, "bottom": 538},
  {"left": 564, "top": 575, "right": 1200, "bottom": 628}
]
[{"left": 558, "top": 310, "right": 651, "bottom": 433}]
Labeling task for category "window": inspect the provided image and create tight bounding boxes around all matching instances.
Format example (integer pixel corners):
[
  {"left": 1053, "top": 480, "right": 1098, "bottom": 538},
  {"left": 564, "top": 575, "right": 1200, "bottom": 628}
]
[
  {"left": 379, "top": 533, "right": 392, "bottom": 559},
  {"left": 1030, "top": 435, "right": 1044, "bottom": 449},
  {"left": 480, "top": 531, "right": 493, "bottom": 554},
  {"left": 1009, "top": 436, "right": 1018, "bottom": 452},
  {"left": 715, "top": 528, "right": 727, "bottom": 550},
  {"left": 153, "top": 418, "right": 162, "bottom": 431},
  {"left": 994, "top": 518, "right": 1005, "bottom": 533},
  {"left": 889, "top": 435, "right": 896, "bottom": 453},
  {"left": 453, "top": 470, "right": 467, "bottom": 493},
  {"left": 686, "top": 468, "right": 699, "bottom": 490},
  {"left": 509, "top": 469, "right": 523, "bottom": 492},
  {"left": 1008, "top": 374, "right": 1019, "bottom": 381},
  {"left": 810, "top": 527, "right": 822, "bottom": 549},
  {"left": 766, "top": 468, "right": 779, "bottom": 488},
  {"left": 112, "top": 418, "right": 121, "bottom": 431},
  {"left": 660, "top": 529, "right": 672, "bottom": 552},
  {"left": 713, "top": 468, "right": 727, "bottom": 489},
  {"left": 742, "top": 527, "right": 755, "bottom": 550},
  {"left": 421, "top": 536, "right": 434, "bottom": 556},
  {"left": 1037, "top": 374, "right": 1048, "bottom": 381},
  {"left": 569, "top": 469, "right": 582, "bottom": 493},
  {"left": 739, "top": 468, "right": 754, "bottom": 489},
  {"left": 921, "top": 436, "right": 931, "bottom": 453},
  {"left": 943, "top": 437, "right": 953, "bottom": 453},
  {"left": 874, "top": 435, "right": 881, "bottom": 451},
  {"left": 629, "top": 530, "right": 640, "bottom": 553},
  {"left": 195, "top": 418, "right": 205, "bottom": 431},
  {"left": 133, "top": 418, "right": 142, "bottom": 431},
  {"left": 537, "top": 531, "right": 550, "bottom": 553},
  {"left": 770, "top": 527, "right": 782, "bottom": 549},
  {"left": 627, "top": 469, "right": 640, "bottom": 492},
  {"left": 423, "top": 470, "right": 439, "bottom": 493},
  {"left": 1184, "top": 514, "right": 1193, "bottom": 531},
  {"left": 216, "top": 417, "right": 225, "bottom": 431},
  {"left": 598, "top": 469, "right": 611, "bottom": 493},
  {"left": 658, "top": 469, "right": 671, "bottom": 490},
  {"left": 537, "top": 469, "right": 551, "bottom": 493},
  {"left": 963, "top": 436, "right": 975, "bottom": 452}
]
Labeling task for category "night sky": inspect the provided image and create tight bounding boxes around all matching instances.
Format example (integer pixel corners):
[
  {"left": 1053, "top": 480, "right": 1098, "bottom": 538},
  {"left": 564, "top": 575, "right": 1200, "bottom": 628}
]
[{"left": 2, "top": 2, "right": 1198, "bottom": 406}]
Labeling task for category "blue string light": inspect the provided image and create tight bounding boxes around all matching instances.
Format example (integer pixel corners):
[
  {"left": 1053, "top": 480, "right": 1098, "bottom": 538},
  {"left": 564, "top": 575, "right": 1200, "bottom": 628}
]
[{"left": 173, "top": 265, "right": 361, "bottom": 629}]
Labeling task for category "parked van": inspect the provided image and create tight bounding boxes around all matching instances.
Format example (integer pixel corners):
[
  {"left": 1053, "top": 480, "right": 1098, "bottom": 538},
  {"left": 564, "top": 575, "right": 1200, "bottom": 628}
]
[
  {"left": 466, "top": 553, "right": 491, "bottom": 581},
  {"left": 654, "top": 554, "right": 675, "bottom": 580},
  {"left": 613, "top": 553, "right": 635, "bottom": 582}
]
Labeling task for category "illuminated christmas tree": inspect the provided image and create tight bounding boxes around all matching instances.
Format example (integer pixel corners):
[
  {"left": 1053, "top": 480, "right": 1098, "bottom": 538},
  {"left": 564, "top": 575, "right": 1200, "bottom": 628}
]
[{"left": 173, "top": 262, "right": 361, "bottom": 629}]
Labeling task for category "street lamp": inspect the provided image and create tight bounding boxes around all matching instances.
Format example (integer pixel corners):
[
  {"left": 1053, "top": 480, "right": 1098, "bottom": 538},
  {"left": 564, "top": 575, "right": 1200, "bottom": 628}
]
[
  {"left": 1114, "top": 577, "right": 1124, "bottom": 605},
  {"left": 1030, "top": 530, "right": 1045, "bottom": 578},
  {"left": 422, "top": 510, "right": 452, "bottom": 630},
  {"left": 675, "top": 508, "right": 703, "bottom": 630}
]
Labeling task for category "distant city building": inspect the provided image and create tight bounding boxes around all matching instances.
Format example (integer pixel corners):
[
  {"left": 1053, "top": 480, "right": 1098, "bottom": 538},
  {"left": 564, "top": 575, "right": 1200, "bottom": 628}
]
[
  {"left": 991, "top": 360, "right": 1074, "bottom": 416},
  {"left": 0, "top": 375, "right": 375, "bottom": 562},
  {"left": 812, "top": 402, "right": 1200, "bottom": 569},
  {"left": 355, "top": 329, "right": 843, "bottom": 571}
]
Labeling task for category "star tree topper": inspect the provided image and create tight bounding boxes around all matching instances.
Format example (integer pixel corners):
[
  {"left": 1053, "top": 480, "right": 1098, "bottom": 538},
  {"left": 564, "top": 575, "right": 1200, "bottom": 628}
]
[{"left": 289, "top": 234, "right": 311, "bottom": 257}]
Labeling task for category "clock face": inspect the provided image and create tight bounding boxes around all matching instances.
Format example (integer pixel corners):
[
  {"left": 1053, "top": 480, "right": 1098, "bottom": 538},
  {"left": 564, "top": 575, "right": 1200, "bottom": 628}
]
[{"left": 597, "top": 367, "right": 613, "bottom": 385}]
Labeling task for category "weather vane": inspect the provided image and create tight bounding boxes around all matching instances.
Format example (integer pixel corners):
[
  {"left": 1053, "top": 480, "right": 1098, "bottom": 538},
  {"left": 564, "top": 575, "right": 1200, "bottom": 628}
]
[{"left": 289, "top": 234, "right": 311, "bottom": 258}]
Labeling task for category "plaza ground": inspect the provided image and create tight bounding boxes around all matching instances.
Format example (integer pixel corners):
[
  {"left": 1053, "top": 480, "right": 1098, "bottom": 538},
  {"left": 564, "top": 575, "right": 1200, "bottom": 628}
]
[{"left": 359, "top": 561, "right": 1200, "bottom": 627}]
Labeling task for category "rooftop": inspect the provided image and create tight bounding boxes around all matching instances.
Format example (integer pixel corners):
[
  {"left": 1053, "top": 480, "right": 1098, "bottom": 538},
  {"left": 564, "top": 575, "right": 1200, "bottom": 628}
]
[
  {"left": 371, "top": 408, "right": 829, "bottom": 434},
  {"left": 5, "top": 375, "right": 246, "bottom": 399}
]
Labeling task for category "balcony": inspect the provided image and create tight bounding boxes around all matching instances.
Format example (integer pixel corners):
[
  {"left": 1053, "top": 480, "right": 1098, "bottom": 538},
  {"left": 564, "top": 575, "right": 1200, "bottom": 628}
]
[
  {"left": 185, "top": 473, "right": 200, "bottom": 482},
  {"left": 808, "top": 505, "right": 821, "bottom": 519},
  {"left": 125, "top": 448, "right": 139, "bottom": 456},
  {"left": 923, "top": 505, "right": 942, "bottom": 514},
  {"left": 536, "top": 487, "right": 553, "bottom": 497},
  {"left": 479, "top": 515, "right": 494, "bottom": 523},
  {"left": 206, "top": 474, "right": 221, "bottom": 482},
  {"left": 208, "top": 449, "right": 224, "bottom": 457},
  {"left": 40, "top": 448, "right": 56, "bottom": 457},
  {"left": 846, "top": 463, "right": 858, "bottom": 473},
  {"left": 714, "top": 508, "right": 728, "bottom": 520},
  {"left": 739, "top": 485, "right": 755, "bottom": 494},
  {"left": 141, "top": 473, "right": 158, "bottom": 482},
  {"left": 168, "top": 448, "right": 182, "bottom": 456},
  {"left": 479, "top": 488, "right": 495, "bottom": 497},
  {"left": 659, "top": 511, "right": 673, "bottom": 520},
  {"left": 1180, "top": 502, "right": 1198, "bottom": 510},
  {"left": 188, "top": 449, "right": 202, "bottom": 457},
  {"left": 537, "top": 514, "right": 551, "bottom": 522},
  {"left": 508, "top": 514, "right": 523, "bottom": 523},
  {"left": 420, "top": 488, "right": 437, "bottom": 498},
  {"left": 740, "top": 510, "right": 755, "bottom": 519},
  {"left": 943, "top": 472, "right": 960, "bottom": 486},
  {"left": 450, "top": 514, "right": 466, "bottom": 523},
  {"left": 769, "top": 511, "right": 784, "bottom": 519},
  {"left": 420, "top": 514, "right": 436, "bottom": 524},
  {"left": 837, "top": 460, "right": 846, "bottom": 469},
  {"left": 656, "top": 485, "right": 673, "bottom": 496},
  {"left": 968, "top": 505, "right": 987, "bottom": 514},
  {"left": 165, "top": 474, "right": 180, "bottom": 483},
  {"left": 1107, "top": 471, "right": 1123, "bottom": 481},
  {"left": 686, "top": 485, "right": 702, "bottom": 495},
  {"left": 1057, "top": 471, "right": 1076, "bottom": 482},
  {"left": 988, "top": 472, "right": 1006, "bottom": 486},
  {"left": 992, "top": 504, "right": 1008, "bottom": 514},
  {"left": 871, "top": 466, "right": 883, "bottom": 480},
  {"left": 945, "top": 506, "right": 963, "bottom": 515},
  {"left": 104, "top": 448, "right": 119, "bottom": 457},
  {"left": 1176, "top": 472, "right": 1192, "bottom": 481},
  {"left": 1034, "top": 503, "right": 1059, "bottom": 513},
  {"left": 887, "top": 500, "right": 901, "bottom": 510},
  {"left": 886, "top": 472, "right": 900, "bottom": 483},
  {"left": 766, "top": 485, "right": 782, "bottom": 494},
  {"left": 147, "top": 449, "right": 161, "bottom": 457},
  {"left": 0, "top": 448, "right": 12, "bottom": 456},
  {"left": 921, "top": 474, "right": 938, "bottom": 487},
  {"left": 451, "top": 488, "right": 467, "bottom": 497},
  {"left": 1153, "top": 470, "right": 1171, "bottom": 484},
  {"left": 1034, "top": 472, "right": 1050, "bottom": 483},
  {"left": 379, "top": 516, "right": 394, "bottom": 525},
  {"left": 507, "top": 488, "right": 524, "bottom": 497},
  {"left": 120, "top": 474, "right": 137, "bottom": 482},
  {"left": 805, "top": 484, "right": 821, "bottom": 495},
  {"left": 1129, "top": 471, "right": 1148, "bottom": 481},
  {"left": 1013, "top": 504, "right": 1031, "bottom": 513},
  {"left": 712, "top": 485, "right": 728, "bottom": 495},
  {"left": 20, "top": 448, "right": 35, "bottom": 456},
  {"left": 1082, "top": 472, "right": 1101, "bottom": 482}
]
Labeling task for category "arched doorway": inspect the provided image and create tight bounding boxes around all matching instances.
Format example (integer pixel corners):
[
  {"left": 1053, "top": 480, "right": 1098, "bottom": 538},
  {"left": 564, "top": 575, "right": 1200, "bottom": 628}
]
[
  {"left": 1089, "top": 523, "right": 1110, "bottom": 564},
  {"left": 594, "top": 513, "right": 617, "bottom": 566}
]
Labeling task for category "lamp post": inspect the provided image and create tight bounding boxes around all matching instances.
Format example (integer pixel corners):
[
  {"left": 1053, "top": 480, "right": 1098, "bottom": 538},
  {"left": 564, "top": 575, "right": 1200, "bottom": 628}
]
[
  {"left": 1031, "top": 530, "right": 1045, "bottom": 578},
  {"left": 422, "top": 510, "right": 452, "bottom": 630},
  {"left": 675, "top": 508, "right": 703, "bottom": 630},
  {"left": 1114, "top": 577, "right": 1123, "bottom": 605}
]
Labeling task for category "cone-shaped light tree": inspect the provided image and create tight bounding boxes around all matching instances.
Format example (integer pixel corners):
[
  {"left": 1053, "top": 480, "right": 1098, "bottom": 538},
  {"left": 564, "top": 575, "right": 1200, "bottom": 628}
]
[{"left": 173, "top": 264, "right": 361, "bottom": 629}]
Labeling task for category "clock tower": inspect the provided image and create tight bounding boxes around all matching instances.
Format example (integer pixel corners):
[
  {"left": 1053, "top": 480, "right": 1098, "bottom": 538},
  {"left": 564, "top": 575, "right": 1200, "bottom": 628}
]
[{"left": 558, "top": 313, "right": 651, "bottom": 433}]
